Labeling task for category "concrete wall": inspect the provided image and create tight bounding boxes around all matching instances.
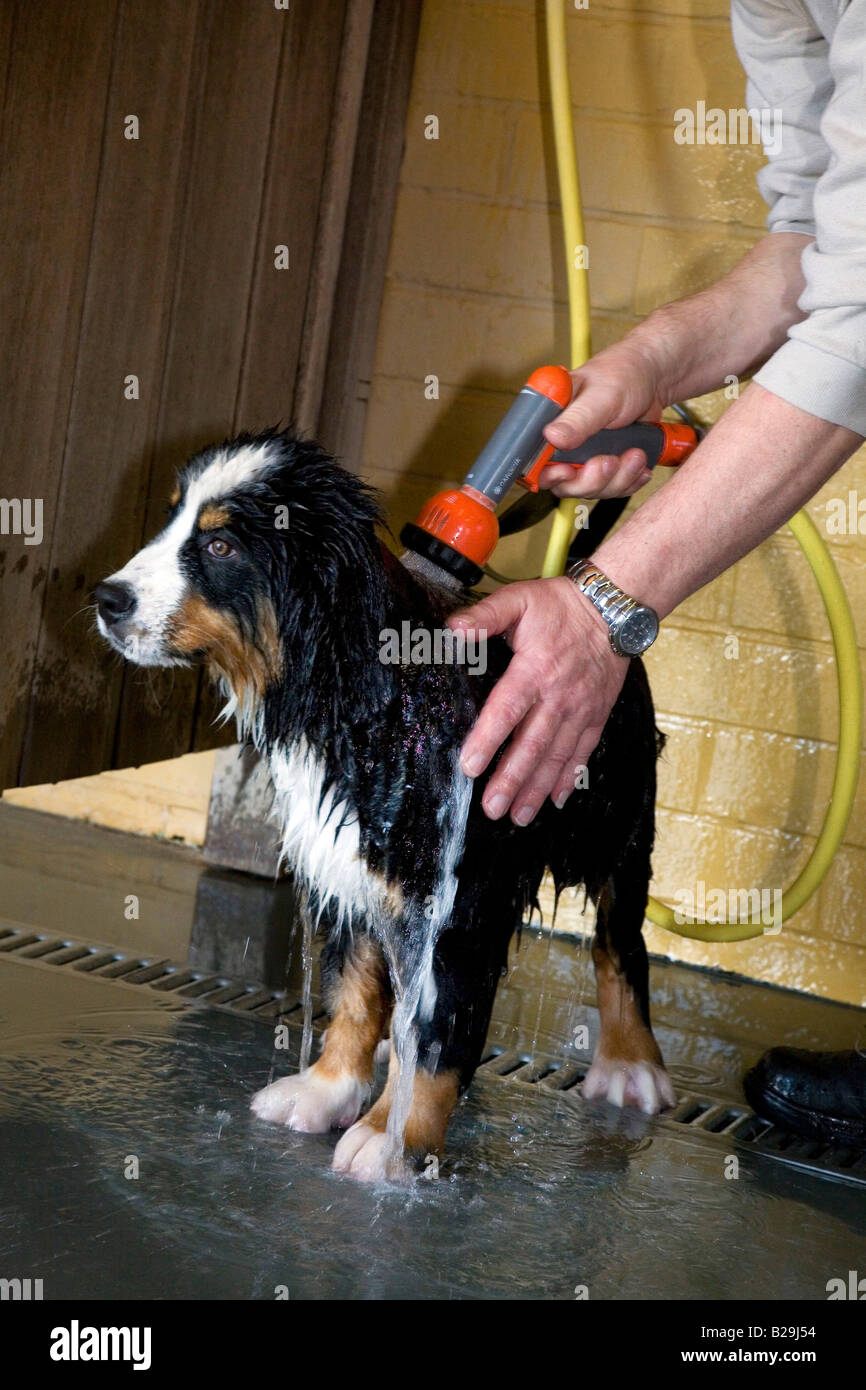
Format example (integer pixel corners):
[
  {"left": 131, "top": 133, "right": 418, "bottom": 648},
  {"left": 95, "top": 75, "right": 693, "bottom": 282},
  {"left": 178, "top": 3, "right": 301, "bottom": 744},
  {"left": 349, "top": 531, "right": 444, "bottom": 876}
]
[{"left": 359, "top": 0, "right": 866, "bottom": 1004}]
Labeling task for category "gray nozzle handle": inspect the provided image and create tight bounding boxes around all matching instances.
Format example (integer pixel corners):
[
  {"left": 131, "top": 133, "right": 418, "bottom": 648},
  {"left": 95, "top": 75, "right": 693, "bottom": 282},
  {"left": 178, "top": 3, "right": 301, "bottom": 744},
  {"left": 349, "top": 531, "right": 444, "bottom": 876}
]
[{"left": 463, "top": 386, "right": 564, "bottom": 504}]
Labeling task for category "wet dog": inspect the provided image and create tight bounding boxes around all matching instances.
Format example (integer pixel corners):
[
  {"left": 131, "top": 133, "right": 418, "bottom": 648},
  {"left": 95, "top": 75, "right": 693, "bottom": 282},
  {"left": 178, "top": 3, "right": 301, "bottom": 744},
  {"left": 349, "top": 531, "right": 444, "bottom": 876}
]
[{"left": 95, "top": 429, "right": 673, "bottom": 1181}]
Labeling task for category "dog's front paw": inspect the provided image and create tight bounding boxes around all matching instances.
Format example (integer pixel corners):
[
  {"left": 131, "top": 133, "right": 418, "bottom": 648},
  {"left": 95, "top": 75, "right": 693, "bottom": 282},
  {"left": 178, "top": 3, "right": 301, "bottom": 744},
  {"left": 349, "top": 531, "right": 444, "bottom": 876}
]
[
  {"left": 582, "top": 1056, "right": 676, "bottom": 1115},
  {"left": 331, "top": 1120, "right": 412, "bottom": 1184},
  {"left": 251, "top": 1068, "right": 370, "bottom": 1133}
]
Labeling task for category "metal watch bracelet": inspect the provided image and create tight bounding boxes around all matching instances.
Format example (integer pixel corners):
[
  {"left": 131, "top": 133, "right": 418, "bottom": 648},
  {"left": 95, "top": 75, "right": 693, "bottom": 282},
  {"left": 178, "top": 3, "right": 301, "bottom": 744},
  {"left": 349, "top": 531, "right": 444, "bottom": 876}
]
[{"left": 565, "top": 558, "right": 660, "bottom": 658}]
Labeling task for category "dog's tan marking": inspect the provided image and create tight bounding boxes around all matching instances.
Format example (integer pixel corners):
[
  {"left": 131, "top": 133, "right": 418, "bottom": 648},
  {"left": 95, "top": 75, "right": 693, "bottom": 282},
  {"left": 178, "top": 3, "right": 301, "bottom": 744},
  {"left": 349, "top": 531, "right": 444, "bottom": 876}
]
[
  {"left": 168, "top": 481, "right": 181, "bottom": 507},
  {"left": 366, "top": 869, "right": 405, "bottom": 918},
  {"left": 592, "top": 937, "right": 662, "bottom": 1068},
  {"left": 253, "top": 595, "right": 283, "bottom": 681},
  {"left": 250, "top": 936, "right": 390, "bottom": 1134},
  {"left": 166, "top": 593, "right": 282, "bottom": 698},
  {"left": 318, "top": 935, "right": 390, "bottom": 1085},
  {"left": 354, "top": 1049, "right": 460, "bottom": 1158},
  {"left": 582, "top": 935, "right": 674, "bottom": 1113},
  {"left": 197, "top": 503, "right": 231, "bottom": 531}
]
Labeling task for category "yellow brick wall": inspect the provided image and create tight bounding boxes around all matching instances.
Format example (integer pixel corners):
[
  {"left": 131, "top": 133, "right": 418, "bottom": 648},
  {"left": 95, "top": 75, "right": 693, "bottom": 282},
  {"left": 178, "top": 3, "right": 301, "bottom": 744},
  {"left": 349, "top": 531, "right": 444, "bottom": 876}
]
[{"left": 362, "top": 0, "right": 866, "bottom": 1005}]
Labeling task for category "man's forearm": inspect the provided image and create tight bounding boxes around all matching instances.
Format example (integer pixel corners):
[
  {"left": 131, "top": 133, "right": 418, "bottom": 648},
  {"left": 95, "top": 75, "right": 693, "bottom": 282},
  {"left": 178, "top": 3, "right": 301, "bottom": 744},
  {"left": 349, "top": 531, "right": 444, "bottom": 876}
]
[
  {"left": 592, "top": 383, "right": 862, "bottom": 618},
  {"left": 450, "top": 315, "right": 861, "bottom": 827},
  {"left": 628, "top": 232, "right": 812, "bottom": 406}
]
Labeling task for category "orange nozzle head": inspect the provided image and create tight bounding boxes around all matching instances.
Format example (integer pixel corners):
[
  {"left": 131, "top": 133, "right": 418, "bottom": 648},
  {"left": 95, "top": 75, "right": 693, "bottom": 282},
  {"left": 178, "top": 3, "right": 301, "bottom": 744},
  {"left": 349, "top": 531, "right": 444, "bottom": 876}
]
[
  {"left": 525, "top": 364, "right": 573, "bottom": 409},
  {"left": 413, "top": 487, "right": 500, "bottom": 568},
  {"left": 657, "top": 421, "right": 700, "bottom": 466}
]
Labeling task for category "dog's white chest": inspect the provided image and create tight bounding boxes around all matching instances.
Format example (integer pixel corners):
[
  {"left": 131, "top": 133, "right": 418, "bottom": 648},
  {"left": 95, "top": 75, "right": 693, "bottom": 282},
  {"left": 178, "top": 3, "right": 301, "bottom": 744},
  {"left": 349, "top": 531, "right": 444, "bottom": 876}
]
[{"left": 267, "top": 741, "right": 375, "bottom": 923}]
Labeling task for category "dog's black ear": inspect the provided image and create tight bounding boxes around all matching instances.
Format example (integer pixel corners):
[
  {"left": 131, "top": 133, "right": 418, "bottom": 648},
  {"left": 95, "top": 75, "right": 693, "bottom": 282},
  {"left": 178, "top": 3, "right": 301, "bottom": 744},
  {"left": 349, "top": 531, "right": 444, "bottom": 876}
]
[
  {"left": 249, "top": 429, "right": 393, "bottom": 739},
  {"left": 264, "top": 431, "right": 385, "bottom": 582},
  {"left": 283, "top": 429, "right": 383, "bottom": 531}
]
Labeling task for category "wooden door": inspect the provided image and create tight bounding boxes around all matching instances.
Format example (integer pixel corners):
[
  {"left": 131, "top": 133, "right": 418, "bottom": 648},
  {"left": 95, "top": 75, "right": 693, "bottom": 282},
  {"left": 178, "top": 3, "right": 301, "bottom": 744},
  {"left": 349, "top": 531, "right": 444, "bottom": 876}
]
[{"left": 0, "top": 0, "right": 421, "bottom": 788}]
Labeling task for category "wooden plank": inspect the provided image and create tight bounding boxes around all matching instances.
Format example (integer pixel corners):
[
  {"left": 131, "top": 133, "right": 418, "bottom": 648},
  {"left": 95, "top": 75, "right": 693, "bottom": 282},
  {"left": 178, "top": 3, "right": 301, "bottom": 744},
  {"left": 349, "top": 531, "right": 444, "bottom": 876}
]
[
  {"left": 233, "top": 0, "right": 348, "bottom": 431},
  {"left": 4, "top": 749, "right": 215, "bottom": 847},
  {"left": 292, "top": 0, "right": 375, "bottom": 435},
  {"left": 0, "top": 0, "right": 118, "bottom": 789},
  {"left": 113, "top": 0, "right": 287, "bottom": 768},
  {"left": 200, "top": 0, "right": 422, "bottom": 750},
  {"left": 320, "top": 0, "right": 425, "bottom": 465},
  {"left": 18, "top": 0, "right": 202, "bottom": 786},
  {"left": 193, "top": 0, "right": 349, "bottom": 750},
  {"left": 0, "top": 1, "right": 16, "bottom": 118}
]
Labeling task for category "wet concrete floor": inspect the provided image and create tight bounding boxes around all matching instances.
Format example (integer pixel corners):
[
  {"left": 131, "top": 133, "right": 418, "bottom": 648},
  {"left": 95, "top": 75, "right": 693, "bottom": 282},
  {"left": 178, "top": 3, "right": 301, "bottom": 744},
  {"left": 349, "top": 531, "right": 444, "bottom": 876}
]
[{"left": 1, "top": 804, "right": 864, "bottom": 1299}]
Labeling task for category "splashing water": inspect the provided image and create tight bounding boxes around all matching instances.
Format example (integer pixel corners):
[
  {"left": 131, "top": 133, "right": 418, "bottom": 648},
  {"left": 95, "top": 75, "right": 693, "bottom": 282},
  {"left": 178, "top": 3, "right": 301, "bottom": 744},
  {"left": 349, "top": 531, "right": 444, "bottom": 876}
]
[
  {"left": 382, "top": 756, "right": 473, "bottom": 1169},
  {"left": 298, "top": 890, "right": 315, "bottom": 1073}
]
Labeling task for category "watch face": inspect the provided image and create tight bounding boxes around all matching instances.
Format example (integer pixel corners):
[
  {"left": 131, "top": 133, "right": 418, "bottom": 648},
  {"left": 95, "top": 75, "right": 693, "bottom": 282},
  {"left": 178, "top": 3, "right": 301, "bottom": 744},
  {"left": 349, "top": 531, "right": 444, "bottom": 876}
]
[{"left": 617, "top": 606, "right": 659, "bottom": 655}]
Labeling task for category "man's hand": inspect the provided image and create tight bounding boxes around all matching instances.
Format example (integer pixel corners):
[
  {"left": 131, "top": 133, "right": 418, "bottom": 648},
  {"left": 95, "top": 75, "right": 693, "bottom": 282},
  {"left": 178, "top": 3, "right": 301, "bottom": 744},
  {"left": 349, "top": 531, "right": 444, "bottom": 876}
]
[
  {"left": 447, "top": 577, "right": 628, "bottom": 824},
  {"left": 536, "top": 232, "right": 815, "bottom": 501},
  {"left": 537, "top": 338, "right": 668, "bottom": 499},
  {"left": 442, "top": 235, "right": 824, "bottom": 825}
]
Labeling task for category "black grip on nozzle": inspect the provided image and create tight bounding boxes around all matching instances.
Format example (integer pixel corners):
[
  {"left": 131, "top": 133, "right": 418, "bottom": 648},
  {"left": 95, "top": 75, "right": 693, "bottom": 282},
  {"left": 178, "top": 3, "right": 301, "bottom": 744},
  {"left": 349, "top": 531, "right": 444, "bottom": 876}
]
[
  {"left": 550, "top": 423, "right": 664, "bottom": 469},
  {"left": 400, "top": 522, "right": 484, "bottom": 587}
]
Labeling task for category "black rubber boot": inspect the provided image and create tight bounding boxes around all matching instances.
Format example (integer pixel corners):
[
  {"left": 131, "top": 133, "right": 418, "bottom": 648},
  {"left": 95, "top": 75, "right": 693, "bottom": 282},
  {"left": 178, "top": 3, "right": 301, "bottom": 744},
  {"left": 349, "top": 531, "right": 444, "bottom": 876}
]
[{"left": 743, "top": 1047, "right": 866, "bottom": 1147}]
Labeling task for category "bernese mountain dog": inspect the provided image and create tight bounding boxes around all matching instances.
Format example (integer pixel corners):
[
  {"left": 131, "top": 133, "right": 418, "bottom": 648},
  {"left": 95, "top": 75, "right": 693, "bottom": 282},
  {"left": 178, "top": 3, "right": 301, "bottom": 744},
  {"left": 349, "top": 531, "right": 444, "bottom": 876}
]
[{"left": 95, "top": 429, "right": 673, "bottom": 1182}]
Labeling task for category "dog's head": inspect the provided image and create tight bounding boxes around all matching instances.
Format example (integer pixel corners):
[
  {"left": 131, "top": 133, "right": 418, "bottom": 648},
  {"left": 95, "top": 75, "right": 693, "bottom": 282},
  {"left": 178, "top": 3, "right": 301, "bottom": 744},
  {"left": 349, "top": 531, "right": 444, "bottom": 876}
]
[{"left": 94, "top": 430, "right": 382, "bottom": 717}]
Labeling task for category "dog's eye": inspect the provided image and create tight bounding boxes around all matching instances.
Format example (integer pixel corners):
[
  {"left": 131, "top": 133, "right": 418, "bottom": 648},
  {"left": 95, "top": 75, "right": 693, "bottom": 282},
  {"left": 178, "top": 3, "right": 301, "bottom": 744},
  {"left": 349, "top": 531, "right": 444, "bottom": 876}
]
[{"left": 206, "top": 537, "right": 235, "bottom": 559}]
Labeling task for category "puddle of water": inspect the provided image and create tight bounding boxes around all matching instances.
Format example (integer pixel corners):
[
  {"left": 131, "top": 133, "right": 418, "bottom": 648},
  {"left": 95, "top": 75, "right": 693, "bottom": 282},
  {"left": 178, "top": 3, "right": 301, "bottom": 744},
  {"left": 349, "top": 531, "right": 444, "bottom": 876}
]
[{"left": 1, "top": 963, "right": 864, "bottom": 1300}]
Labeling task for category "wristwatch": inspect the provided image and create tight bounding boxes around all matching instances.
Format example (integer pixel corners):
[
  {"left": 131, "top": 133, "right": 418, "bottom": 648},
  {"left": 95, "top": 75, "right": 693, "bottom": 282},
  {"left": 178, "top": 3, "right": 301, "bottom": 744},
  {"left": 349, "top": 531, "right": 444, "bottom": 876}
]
[{"left": 566, "top": 558, "right": 659, "bottom": 657}]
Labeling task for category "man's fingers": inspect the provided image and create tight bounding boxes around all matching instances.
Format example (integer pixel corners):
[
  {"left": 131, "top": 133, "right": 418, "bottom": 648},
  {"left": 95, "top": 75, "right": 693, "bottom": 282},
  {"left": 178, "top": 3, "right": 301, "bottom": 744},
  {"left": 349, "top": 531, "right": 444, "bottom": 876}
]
[
  {"left": 481, "top": 705, "right": 580, "bottom": 822},
  {"left": 551, "top": 726, "right": 606, "bottom": 809},
  {"left": 542, "top": 345, "right": 661, "bottom": 451},
  {"left": 539, "top": 447, "right": 650, "bottom": 500},
  {"left": 506, "top": 720, "right": 592, "bottom": 824},
  {"left": 543, "top": 381, "right": 619, "bottom": 450},
  {"left": 538, "top": 455, "right": 619, "bottom": 492},
  {"left": 459, "top": 669, "right": 536, "bottom": 779},
  {"left": 624, "top": 469, "right": 654, "bottom": 496},
  {"left": 447, "top": 583, "right": 529, "bottom": 640},
  {"left": 594, "top": 447, "right": 649, "bottom": 497}
]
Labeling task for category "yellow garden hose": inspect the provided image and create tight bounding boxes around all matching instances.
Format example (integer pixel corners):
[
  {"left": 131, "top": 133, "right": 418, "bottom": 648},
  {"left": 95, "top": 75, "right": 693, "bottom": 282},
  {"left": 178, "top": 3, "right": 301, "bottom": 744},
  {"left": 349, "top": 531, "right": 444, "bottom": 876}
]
[
  {"left": 541, "top": 0, "right": 585, "bottom": 580},
  {"left": 541, "top": 0, "right": 862, "bottom": 940}
]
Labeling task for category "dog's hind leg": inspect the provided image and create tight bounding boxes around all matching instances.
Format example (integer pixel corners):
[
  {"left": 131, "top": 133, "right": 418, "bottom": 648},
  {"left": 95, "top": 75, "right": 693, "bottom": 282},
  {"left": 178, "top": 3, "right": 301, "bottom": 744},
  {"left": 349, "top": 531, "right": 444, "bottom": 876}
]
[
  {"left": 582, "top": 874, "right": 675, "bottom": 1115},
  {"left": 251, "top": 930, "right": 390, "bottom": 1133}
]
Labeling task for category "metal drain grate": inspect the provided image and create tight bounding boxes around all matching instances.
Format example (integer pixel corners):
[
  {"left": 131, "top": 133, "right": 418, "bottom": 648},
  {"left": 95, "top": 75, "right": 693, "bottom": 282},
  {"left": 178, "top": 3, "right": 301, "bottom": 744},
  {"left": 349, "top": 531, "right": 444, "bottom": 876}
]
[
  {"left": 477, "top": 1046, "right": 866, "bottom": 1187},
  {"left": 3, "top": 921, "right": 865, "bottom": 1187},
  {"left": 0, "top": 921, "right": 322, "bottom": 1026}
]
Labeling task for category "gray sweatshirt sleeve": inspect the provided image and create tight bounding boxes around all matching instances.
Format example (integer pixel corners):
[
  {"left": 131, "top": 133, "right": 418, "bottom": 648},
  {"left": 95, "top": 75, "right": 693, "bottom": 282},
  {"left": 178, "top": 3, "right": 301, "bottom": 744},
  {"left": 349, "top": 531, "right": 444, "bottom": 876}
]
[{"left": 731, "top": 0, "right": 866, "bottom": 434}]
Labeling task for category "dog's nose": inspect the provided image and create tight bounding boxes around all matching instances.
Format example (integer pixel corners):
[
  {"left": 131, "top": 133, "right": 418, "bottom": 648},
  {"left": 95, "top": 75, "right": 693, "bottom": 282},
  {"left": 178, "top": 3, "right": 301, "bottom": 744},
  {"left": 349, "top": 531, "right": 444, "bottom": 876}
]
[{"left": 93, "top": 580, "right": 137, "bottom": 624}]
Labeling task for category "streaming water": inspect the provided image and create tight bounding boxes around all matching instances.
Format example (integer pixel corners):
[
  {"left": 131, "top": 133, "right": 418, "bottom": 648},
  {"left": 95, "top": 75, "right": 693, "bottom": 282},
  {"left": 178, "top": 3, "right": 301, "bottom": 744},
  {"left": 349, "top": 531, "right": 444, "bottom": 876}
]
[
  {"left": 298, "top": 893, "right": 315, "bottom": 1073},
  {"left": 382, "top": 757, "right": 474, "bottom": 1169}
]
